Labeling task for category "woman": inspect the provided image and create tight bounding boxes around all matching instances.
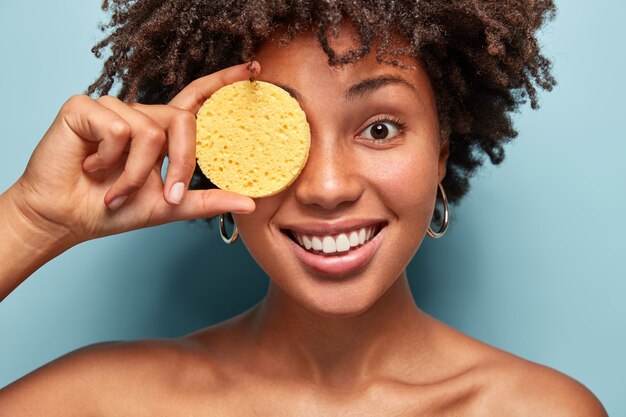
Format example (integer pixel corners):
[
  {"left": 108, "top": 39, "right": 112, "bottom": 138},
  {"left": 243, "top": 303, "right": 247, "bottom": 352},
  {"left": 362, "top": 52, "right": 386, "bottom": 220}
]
[{"left": 0, "top": 0, "right": 608, "bottom": 415}]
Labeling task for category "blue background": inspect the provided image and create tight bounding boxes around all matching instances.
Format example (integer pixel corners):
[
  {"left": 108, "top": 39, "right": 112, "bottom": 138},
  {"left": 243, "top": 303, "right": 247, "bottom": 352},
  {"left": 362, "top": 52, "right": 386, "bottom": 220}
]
[{"left": 1, "top": 1, "right": 624, "bottom": 414}]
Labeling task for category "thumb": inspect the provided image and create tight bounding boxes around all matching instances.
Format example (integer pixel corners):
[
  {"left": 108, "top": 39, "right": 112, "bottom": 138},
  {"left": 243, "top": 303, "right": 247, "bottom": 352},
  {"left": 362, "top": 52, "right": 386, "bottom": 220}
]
[{"left": 157, "top": 189, "right": 255, "bottom": 222}]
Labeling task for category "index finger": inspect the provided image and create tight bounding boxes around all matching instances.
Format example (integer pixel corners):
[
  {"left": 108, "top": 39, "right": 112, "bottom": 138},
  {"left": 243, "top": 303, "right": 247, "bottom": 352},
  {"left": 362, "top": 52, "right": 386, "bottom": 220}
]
[{"left": 168, "top": 61, "right": 261, "bottom": 113}]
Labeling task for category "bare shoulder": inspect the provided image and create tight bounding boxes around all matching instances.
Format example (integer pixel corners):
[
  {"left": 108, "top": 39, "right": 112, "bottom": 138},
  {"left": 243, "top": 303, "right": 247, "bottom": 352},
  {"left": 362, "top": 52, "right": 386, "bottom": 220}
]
[
  {"left": 0, "top": 338, "right": 221, "bottom": 417},
  {"left": 476, "top": 349, "right": 607, "bottom": 416},
  {"left": 426, "top": 318, "right": 607, "bottom": 417}
]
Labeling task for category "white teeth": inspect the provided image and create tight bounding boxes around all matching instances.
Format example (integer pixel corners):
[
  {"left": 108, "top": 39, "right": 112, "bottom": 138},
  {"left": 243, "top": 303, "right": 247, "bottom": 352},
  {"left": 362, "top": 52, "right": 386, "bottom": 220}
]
[
  {"left": 336, "top": 234, "right": 350, "bottom": 252},
  {"left": 349, "top": 231, "right": 359, "bottom": 247},
  {"left": 358, "top": 228, "right": 366, "bottom": 245},
  {"left": 292, "top": 225, "right": 380, "bottom": 254},
  {"left": 311, "top": 236, "right": 323, "bottom": 251},
  {"left": 322, "top": 236, "right": 336, "bottom": 254}
]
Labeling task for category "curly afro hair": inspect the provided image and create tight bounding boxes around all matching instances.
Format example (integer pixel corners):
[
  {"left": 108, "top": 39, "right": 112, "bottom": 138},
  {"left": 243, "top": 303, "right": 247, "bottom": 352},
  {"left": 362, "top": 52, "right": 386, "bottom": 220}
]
[{"left": 88, "top": 0, "right": 556, "bottom": 205}]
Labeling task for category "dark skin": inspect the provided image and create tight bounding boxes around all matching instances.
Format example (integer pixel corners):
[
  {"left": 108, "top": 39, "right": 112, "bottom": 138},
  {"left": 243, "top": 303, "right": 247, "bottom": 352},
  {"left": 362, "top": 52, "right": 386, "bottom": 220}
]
[
  {"left": 0, "top": 26, "right": 606, "bottom": 416},
  {"left": 91, "top": 0, "right": 558, "bottom": 206}
]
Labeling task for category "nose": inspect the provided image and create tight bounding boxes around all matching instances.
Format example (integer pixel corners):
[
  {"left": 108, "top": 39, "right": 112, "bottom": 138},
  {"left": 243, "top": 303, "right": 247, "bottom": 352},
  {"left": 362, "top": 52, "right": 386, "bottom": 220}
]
[{"left": 293, "top": 134, "right": 363, "bottom": 210}]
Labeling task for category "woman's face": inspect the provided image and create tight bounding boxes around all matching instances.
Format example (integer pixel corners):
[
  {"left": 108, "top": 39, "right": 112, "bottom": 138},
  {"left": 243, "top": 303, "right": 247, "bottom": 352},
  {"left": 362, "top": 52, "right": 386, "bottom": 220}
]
[{"left": 234, "top": 26, "right": 447, "bottom": 317}]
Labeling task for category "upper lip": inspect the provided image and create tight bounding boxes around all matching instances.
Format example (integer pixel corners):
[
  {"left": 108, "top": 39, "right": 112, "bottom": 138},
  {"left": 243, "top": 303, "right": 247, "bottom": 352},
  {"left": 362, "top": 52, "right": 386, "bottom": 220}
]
[{"left": 279, "top": 219, "right": 388, "bottom": 236}]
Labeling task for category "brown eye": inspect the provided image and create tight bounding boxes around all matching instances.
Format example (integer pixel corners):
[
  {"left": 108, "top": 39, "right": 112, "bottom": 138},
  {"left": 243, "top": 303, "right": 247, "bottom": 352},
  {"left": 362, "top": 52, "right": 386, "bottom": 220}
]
[
  {"left": 359, "top": 119, "right": 403, "bottom": 141},
  {"left": 370, "top": 123, "right": 389, "bottom": 139}
]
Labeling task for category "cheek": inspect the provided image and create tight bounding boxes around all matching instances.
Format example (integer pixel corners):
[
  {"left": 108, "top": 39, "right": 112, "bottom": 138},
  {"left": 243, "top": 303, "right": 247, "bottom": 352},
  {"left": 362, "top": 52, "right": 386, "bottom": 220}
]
[
  {"left": 367, "top": 145, "right": 439, "bottom": 221},
  {"left": 367, "top": 147, "right": 439, "bottom": 274},
  {"left": 232, "top": 195, "right": 282, "bottom": 249}
]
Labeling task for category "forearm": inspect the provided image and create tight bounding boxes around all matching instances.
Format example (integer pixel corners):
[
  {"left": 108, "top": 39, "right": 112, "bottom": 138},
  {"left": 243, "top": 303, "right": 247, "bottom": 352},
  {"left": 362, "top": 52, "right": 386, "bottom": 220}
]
[{"left": 0, "top": 184, "right": 74, "bottom": 301}]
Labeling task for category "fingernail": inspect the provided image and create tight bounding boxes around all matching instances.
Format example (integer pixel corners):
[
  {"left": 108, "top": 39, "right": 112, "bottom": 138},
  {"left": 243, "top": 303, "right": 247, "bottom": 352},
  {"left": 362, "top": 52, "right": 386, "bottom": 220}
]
[
  {"left": 108, "top": 195, "right": 127, "bottom": 211},
  {"left": 169, "top": 182, "right": 185, "bottom": 204}
]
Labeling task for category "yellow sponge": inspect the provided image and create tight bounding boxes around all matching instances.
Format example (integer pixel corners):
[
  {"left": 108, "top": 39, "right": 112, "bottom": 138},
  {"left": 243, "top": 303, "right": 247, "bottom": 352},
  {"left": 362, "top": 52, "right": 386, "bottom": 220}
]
[{"left": 195, "top": 80, "right": 310, "bottom": 198}]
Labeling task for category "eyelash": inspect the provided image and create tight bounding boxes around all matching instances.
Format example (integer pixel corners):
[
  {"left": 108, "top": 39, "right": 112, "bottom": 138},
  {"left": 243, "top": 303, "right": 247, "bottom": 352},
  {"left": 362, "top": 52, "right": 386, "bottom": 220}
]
[{"left": 359, "top": 116, "right": 407, "bottom": 143}]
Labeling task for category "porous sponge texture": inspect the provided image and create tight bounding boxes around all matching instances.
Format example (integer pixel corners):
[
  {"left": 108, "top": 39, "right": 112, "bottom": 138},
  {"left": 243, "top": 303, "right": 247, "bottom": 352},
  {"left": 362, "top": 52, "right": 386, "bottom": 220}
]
[{"left": 196, "top": 80, "right": 311, "bottom": 198}]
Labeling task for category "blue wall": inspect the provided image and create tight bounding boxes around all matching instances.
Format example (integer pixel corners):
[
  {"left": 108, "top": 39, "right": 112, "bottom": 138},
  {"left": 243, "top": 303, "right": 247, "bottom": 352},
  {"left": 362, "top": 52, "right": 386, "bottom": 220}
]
[{"left": 1, "top": 1, "right": 624, "bottom": 414}]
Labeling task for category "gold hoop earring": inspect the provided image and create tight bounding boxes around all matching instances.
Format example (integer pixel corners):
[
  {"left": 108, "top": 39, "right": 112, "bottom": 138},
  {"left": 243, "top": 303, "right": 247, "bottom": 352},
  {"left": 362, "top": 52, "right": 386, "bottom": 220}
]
[
  {"left": 427, "top": 183, "right": 449, "bottom": 239},
  {"left": 219, "top": 213, "right": 239, "bottom": 244}
]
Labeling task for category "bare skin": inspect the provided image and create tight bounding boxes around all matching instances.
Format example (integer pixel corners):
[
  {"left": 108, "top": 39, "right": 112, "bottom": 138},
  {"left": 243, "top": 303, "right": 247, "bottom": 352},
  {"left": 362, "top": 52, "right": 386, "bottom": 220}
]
[{"left": 0, "top": 25, "right": 607, "bottom": 417}]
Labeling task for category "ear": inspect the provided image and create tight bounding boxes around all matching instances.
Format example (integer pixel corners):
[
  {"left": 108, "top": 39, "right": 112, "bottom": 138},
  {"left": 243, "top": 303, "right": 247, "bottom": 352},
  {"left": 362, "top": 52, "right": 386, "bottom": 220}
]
[{"left": 437, "top": 136, "right": 450, "bottom": 183}]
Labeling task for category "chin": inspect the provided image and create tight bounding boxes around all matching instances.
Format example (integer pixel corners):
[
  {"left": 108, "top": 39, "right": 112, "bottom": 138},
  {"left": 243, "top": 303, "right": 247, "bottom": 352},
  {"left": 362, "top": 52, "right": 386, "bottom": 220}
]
[
  {"left": 304, "top": 301, "right": 377, "bottom": 319},
  {"left": 292, "top": 278, "right": 390, "bottom": 319}
]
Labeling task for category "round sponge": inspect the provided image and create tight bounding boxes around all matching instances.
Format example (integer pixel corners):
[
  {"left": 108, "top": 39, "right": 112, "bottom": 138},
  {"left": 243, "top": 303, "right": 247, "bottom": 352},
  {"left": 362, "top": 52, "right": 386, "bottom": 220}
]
[{"left": 195, "top": 80, "right": 310, "bottom": 198}]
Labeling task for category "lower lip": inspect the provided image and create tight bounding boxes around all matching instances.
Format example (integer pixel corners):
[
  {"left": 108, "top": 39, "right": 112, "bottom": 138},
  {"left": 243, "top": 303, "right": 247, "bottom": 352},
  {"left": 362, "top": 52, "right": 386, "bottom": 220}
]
[{"left": 285, "top": 226, "right": 387, "bottom": 277}]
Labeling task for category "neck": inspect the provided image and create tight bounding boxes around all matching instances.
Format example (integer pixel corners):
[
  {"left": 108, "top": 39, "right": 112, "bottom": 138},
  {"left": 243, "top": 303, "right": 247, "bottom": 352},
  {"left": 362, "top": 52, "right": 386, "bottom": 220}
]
[{"left": 244, "top": 271, "right": 432, "bottom": 387}]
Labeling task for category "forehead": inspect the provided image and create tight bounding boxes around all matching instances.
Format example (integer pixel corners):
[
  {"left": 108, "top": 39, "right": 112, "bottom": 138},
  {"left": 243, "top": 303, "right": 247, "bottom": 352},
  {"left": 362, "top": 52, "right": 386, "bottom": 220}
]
[{"left": 253, "top": 24, "right": 433, "bottom": 105}]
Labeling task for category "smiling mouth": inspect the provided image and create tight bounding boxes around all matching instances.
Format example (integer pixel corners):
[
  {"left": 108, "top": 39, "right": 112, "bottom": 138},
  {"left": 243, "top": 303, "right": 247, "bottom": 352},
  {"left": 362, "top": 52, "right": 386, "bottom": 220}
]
[{"left": 282, "top": 223, "right": 386, "bottom": 256}]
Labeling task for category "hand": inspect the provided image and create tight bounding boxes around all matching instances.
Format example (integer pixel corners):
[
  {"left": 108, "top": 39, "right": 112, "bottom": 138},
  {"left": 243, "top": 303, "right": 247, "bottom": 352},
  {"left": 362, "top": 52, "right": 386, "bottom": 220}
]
[{"left": 9, "top": 62, "right": 259, "bottom": 247}]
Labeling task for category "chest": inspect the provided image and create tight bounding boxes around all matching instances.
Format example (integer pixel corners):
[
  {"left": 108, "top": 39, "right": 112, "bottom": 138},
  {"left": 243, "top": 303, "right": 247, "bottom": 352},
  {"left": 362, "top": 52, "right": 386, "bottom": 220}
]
[{"left": 133, "top": 380, "right": 480, "bottom": 417}]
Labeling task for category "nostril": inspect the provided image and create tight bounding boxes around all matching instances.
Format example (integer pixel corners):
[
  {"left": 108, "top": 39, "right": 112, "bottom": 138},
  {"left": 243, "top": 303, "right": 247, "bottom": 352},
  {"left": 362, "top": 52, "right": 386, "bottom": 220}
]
[{"left": 293, "top": 175, "right": 364, "bottom": 210}]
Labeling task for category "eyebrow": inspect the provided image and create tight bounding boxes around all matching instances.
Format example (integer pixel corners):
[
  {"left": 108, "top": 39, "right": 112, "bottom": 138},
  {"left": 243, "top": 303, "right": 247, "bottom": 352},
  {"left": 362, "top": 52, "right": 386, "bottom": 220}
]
[
  {"left": 275, "top": 75, "right": 417, "bottom": 104},
  {"left": 344, "top": 75, "right": 418, "bottom": 101}
]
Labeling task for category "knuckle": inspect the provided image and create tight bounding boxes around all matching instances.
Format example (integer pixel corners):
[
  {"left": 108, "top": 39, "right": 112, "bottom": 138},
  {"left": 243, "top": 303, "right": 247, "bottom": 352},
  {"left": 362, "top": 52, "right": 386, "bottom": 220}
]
[
  {"left": 108, "top": 120, "right": 131, "bottom": 139},
  {"left": 97, "top": 95, "right": 120, "bottom": 106},
  {"left": 63, "top": 94, "right": 90, "bottom": 112},
  {"left": 176, "top": 109, "right": 196, "bottom": 125},
  {"left": 142, "top": 126, "right": 166, "bottom": 146},
  {"left": 186, "top": 78, "right": 200, "bottom": 91}
]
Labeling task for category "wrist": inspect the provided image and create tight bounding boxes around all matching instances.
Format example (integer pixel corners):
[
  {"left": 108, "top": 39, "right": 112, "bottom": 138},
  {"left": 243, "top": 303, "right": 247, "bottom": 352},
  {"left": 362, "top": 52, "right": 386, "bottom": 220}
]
[
  {"left": 1, "top": 180, "right": 77, "bottom": 255},
  {"left": 0, "top": 183, "right": 75, "bottom": 300}
]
